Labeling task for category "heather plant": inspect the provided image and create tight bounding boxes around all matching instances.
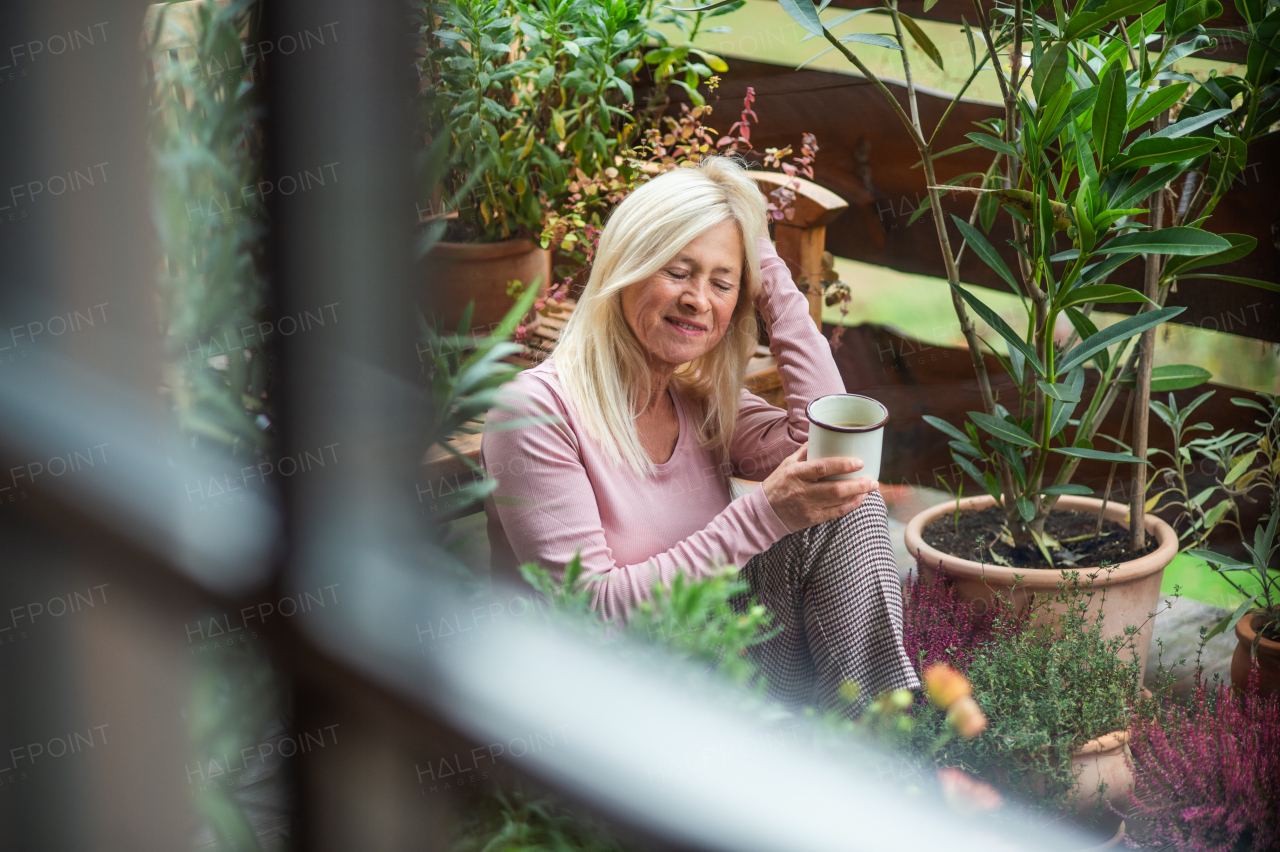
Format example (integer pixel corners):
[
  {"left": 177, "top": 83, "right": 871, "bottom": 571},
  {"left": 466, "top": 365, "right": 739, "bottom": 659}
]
[
  {"left": 1127, "top": 670, "right": 1280, "bottom": 852},
  {"left": 902, "top": 567, "right": 1024, "bottom": 675}
]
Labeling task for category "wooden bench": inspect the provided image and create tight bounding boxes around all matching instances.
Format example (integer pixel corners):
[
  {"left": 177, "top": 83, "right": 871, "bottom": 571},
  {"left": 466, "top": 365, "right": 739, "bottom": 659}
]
[{"left": 423, "top": 172, "right": 848, "bottom": 518}]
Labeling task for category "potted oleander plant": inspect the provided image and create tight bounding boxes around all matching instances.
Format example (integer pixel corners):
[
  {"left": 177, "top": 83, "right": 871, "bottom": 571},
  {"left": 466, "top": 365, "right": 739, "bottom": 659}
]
[
  {"left": 734, "top": 0, "right": 1280, "bottom": 673},
  {"left": 415, "top": 0, "right": 731, "bottom": 332}
]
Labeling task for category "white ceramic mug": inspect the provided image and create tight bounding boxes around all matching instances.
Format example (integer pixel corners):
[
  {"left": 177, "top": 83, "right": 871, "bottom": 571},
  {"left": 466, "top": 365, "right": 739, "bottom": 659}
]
[{"left": 805, "top": 393, "right": 889, "bottom": 481}]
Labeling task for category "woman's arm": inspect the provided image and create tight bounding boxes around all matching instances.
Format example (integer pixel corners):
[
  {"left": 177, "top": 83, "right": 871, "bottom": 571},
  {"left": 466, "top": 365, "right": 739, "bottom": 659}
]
[
  {"left": 481, "top": 373, "right": 792, "bottom": 622},
  {"left": 729, "top": 236, "right": 846, "bottom": 478}
]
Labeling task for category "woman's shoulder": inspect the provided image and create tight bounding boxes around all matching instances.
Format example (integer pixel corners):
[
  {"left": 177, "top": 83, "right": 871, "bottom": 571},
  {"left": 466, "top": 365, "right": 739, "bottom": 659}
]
[{"left": 488, "top": 358, "right": 570, "bottom": 421}]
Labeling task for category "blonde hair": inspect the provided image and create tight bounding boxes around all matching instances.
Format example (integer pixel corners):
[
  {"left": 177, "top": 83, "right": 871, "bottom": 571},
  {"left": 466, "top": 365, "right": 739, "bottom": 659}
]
[{"left": 553, "top": 156, "right": 768, "bottom": 476}]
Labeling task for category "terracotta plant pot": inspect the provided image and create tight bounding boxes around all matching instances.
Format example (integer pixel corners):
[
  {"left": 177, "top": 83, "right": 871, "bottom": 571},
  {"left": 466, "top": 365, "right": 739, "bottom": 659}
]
[
  {"left": 904, "top": 495, "right": 1178, "bottom": 680},
  {"left": 421, "top": 238, "right": 550, "bottom": 334},
  {"left": 1231, "top": 612, "right": 1280, "bottom": 697},
  {"left": 1067, "top": 730, "right": 1131, "bottom": 837}
]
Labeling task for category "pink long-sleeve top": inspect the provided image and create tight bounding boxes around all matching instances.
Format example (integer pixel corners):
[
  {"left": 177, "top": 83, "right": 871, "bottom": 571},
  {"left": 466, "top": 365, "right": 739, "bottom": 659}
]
[{"left": 481, "top": 237, "right": 846, "bottom": 620}]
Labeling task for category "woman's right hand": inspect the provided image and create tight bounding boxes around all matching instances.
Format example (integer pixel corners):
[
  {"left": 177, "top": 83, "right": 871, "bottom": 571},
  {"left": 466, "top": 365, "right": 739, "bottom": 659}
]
[{"left": 761, "top": 443, "right": 880, "bottom": 534}]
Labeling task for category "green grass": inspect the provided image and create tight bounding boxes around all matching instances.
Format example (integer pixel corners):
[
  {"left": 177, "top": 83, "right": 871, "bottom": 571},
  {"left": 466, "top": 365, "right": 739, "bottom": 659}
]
[{"left": 822, "top": 255, "right": 1280, "bottom": 394}]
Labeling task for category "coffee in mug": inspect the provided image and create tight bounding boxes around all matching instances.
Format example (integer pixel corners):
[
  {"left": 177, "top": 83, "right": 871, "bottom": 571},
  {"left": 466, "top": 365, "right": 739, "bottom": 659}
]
[{"left": 805, "top": 393, "right": 889, "bottom": 481}]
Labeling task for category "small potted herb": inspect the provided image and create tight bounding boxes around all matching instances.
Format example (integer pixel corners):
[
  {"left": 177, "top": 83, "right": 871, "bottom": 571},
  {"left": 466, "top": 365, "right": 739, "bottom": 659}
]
[{"left": 904, "top": 572, "right": 1159, "bottom": 839}]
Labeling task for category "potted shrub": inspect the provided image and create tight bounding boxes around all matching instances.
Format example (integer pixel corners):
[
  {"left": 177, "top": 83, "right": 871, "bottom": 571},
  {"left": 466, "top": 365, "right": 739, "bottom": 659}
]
[
  {"left": 751, "top": 0, "right": 1280, "bottom": 662},
  {"left": 416, "top": 0, "right": 734, "bottom": 332},
  {"left": 903, "top": 572, "right": 1159, "bottom": 840},
  {"left": 1146, "top": 391, "right": 1280, "bottom": 694}
]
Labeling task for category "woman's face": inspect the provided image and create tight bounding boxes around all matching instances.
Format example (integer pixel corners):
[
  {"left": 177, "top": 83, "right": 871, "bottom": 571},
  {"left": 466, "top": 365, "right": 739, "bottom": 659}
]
[{"left": 621, "top": 219, "right": 743, "bottom": 370}]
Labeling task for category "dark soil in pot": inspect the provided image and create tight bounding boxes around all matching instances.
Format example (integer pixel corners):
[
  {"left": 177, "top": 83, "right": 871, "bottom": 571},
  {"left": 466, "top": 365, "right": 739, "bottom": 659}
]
[{"left": 922, "top": 504, "right": 1159, "bottom": 570}]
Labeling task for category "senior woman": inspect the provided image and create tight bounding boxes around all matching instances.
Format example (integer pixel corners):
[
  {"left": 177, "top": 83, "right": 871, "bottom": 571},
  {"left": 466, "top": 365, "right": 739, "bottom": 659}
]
[{"left": 481, "top": 156, "right": 918, "bottom": 716}]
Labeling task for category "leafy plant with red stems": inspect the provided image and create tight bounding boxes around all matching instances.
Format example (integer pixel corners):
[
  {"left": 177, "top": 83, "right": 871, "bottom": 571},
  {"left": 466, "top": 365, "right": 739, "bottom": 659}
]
[{"left": 1127, "top": 670, "right": 1280, "bottom": 852}]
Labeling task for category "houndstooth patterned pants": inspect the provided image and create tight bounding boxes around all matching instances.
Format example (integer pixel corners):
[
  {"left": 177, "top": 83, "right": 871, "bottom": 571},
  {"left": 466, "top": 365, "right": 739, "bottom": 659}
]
[{"left": 732, "top": 489, "right": 920, "bottom": 718}]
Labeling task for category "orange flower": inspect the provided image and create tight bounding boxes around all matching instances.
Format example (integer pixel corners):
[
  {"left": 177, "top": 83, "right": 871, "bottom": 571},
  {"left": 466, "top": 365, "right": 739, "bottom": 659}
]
[
  {"left": 946, "top": 695, "right": 988, "bottom": 738},
  {"left": 937, "top": 767, "right": 1003, "bottom": 816},
  {"left": 923, "top": 663, "right": 971, "bottom": 709}
]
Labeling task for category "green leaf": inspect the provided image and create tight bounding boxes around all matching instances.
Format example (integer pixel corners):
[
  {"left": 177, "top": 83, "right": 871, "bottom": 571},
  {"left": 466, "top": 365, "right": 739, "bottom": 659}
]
[
  {"left": 1247, "top": 12, "right": 1280, "bottom": 88},
  {"left": 953, "top": 453, "right": 988, "bottom": 489},
  {"left": 1186, "top": 548, "right": 1254, "bottom": 569},
  {"left": 840, "top": 32, "right": 903, "bottom": 50},
  {"left": 1064, "top": 0, "right": 1161, "bottom": 41},
  {"left": 670, "top": 0, "right": 746, "bottom": 10},
  {"left": 948, "top": 282, "right": 1047, "bottom": 378},
  {"left": 1052, "top": 447, "right": 1149, "bottom": 464},
  {"left": 1092, "top": 61, "right": 1129, "bottom": 166},
  {"left": 1109, "top": 164, "right": 1182, "bottom": 210},
  {"left": 1017, "top": 496, "right": 1036, "bottom": 521},
  {"left": 1223, "top": 449, "right": 1260, "bottom": 484},
  {"left": 1112, "top": 136, "right": 1217, "bottom": 171},
  {"left": 1037, "top": 484, "right": 1095, "bottom": 496},
  {"left": 925, "top": 414, "right": 971, "bottom": 443},
  {"left": 1057, "top": 305, "right": 1186, "bottom": 373},
  {"left": 1174, "top": 273, "right": 1280, "bottom": 292},
  {"left": 1096, "top": 227, "right": 1231, "bottom": 256},
  {"left": 966, "top": 132, "right": 1020, "bottom": 159},
  {"left": 952, "top": 214, "right": 1017, "bottom": 289},
  {"left": 777, "top": 0, "right": 824, "bottom": 34},
  {"left": 1130, "top": 82, "right": 1190, "bottom": 127},
  {"left": 969, "top": 411, "right": 1039, "bottom": 448},
  {"left": 1059, "top": 284, "right": 1156, "bottom": 309},
  {"left": 1171, "top": 0, "right": 1224, "bottom": 33},
  {"left": 1033, "top": 42, "right": 1070, "bottom": 105},
  {"left": 689, "top": 48, "right": 729, "bottom": 72},
  {"left": 1152, "top": 108, "right": 1235, "bottom": 139},
  {"left": 1037, "top": 379, "right": 1082, "bottom": 402},
  {"left": 1119, "top": 363, "right": 1213, "bottom": 391},
  {"left": 898, "top": 13, "right": 944, "bottom": 70},
  {"left": 1204, "top": 595, "right": 1258, "bottom": 640}
]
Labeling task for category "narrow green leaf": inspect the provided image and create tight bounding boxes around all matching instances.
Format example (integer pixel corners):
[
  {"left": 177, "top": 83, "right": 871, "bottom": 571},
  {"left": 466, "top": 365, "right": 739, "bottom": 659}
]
[
  {"left": 1033, "top": 42, "right": 1070, "bottom": 105},
  {"left": 1152, "top": 108, "right": 1235, "bottom": 139},
  {"left": 839, "top": 32, "right": 903, "bottom": 50},
  {"left": 1092, "top": 61, "right": 1128, "bottom": 166},
  {"left": 948, "top": 283, "right": 1047, "bottom": 378},
  {"left": 924, "top": 414, "right": 970, "bottom": 443},
  {"left": 969, "top": 411, "right": 1039, "bottom": 448},
  {"left": 1063, "top": 0, "right": 1161, "bottom": 39},
  {"left": 777, "top": 0, "right": 824, "bottom": 35},
  {"left": 1224, "top": 449, "right": 1260, "bottom": 484},
  {"left": 1129, "top": 82, "right": 1190, "bottom": 128},
  {"left": 1057, "top": 306, "right": 1186, "bottom": 373},
  {"left": 952, "top": 214, "right": 1017, "bottom": 289},
  {"left": 1204, "top": 595, "right": 1258, "bottom": 640},
  {"left": 1175, "top": 273, "right": 1280, "bottom": 292},
  {"left": 1037, "top": 380, "right": 1082, "bottom": 402},
  {"left": 1186, "top": 548, "right": 1253, "bottom": 569},
  {"left": 1097, "top": 228, "right": 1231, "bottom": 256},
  {"left": 1059, "top": 284, "right": 1156, "bottom": 309},
  {"left": 1118, "top": 363, "right": 1213, "bottom": 391},
  {"left": 1052, "top": 447, "right": 1149, "bottom": 464},
  {"left": 1112, "top": 136, "right": 1217, "bottom": 171},
  {"left": 966, "top": 132, "right": 1020, "bottom": 159},
  {"left": 898, "top": 13, "right": 943, "bottom": 70}
]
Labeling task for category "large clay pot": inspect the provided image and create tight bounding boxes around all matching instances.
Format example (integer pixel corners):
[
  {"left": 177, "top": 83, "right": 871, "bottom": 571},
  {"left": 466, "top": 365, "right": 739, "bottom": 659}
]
[
  {"left": 1231, "top": 612, "right": 1280, "bottom": 696},
  {"left": 904, "top": 495, "right": 1178, "bottom": 680},
  {"left": 421, "top": 238, "right": 550, "bottom": 334}
]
